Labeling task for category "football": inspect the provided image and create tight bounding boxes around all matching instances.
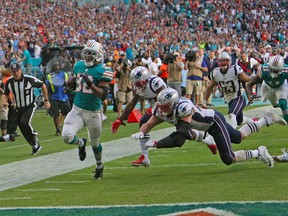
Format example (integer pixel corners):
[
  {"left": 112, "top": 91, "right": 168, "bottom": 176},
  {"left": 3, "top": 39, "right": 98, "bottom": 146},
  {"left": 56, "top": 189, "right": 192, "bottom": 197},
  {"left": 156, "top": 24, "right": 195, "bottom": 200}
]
[{"left": 66, "top": 76, "right": 76, "bottom": 90}]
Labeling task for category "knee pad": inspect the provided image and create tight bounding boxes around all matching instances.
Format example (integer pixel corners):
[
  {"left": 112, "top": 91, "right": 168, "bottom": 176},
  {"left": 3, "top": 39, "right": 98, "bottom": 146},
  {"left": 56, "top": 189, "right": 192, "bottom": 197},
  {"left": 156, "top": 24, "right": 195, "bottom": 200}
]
[
  {"left": 92, "top": 144, "right": 102, "bottom": 154},
  {"left": 278, "top": 99, "right": 287, "bottom": 111},
  {"left": 62, "top": 135, "right": 76, "bottom": 144}
]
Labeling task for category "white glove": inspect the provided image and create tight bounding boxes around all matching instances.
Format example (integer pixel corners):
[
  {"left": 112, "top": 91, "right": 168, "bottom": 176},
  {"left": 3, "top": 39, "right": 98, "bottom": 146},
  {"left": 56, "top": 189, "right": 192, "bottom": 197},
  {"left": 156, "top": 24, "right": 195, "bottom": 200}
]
[
  {"left": 145, "top": 140, "right": 157, "bottom": 148},
  {"left": 202, "top": 134, "right": 215, "bottom": 146},
  {"left": 131, "top": 132, "right": 144, "bottom": 140}
]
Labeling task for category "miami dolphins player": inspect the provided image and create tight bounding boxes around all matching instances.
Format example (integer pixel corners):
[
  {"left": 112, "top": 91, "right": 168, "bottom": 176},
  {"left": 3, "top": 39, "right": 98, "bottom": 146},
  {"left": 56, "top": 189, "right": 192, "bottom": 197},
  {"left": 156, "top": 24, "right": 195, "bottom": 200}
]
[
  {"left": 246, "top": 55, "right": 288, "bottom": 123},
  {"left": 111, "top": 66, "right": 217, "bottom": 168},
  {"left": 131, "top": 88, "right": 287, "bottom": 169},
  {"left": 62, "top": 40, "right": 113, "bottom": 180}
]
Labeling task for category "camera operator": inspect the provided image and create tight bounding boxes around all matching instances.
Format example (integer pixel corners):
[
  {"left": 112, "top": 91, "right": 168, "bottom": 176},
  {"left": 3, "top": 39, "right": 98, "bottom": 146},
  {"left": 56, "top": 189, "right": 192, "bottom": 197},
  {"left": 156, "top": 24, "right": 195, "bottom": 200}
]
[
  {"left": 167, "top": 52, "right": 183, "bottom": 96},
  {"left": 185, "top": 50, "right": 208, "bottom": 106},
  {"left": 113, "top": 51, "right": 130, "bottom": 71},
  {"left": 115, "top": 59, "right": 133, "bottom": 118}
]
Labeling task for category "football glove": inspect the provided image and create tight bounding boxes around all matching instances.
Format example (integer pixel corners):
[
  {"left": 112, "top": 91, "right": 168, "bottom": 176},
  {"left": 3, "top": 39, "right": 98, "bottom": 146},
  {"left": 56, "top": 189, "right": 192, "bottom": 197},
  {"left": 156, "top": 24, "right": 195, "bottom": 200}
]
[
  {"left": 131, "top": 132, "right": 144, "bottom": 140},
  {"left": 81, "top": 74, "right": 93, "bottom": 87},
  {"left": 145, "top": 107, "right": 152, "bottom": 115},
  {"left": 111, "top": 118, "right": 126, "bottom": 133},
  {"left": 145, "top": 140, "right": 157, "bottom": 148}
]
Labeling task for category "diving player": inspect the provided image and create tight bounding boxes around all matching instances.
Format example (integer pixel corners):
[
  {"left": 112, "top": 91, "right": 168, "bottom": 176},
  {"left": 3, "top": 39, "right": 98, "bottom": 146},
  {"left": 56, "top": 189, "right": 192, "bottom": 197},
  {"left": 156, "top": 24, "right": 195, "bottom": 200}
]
[
  {"left": 131, "top": 88, "right": 287, "bottom": 168},
  {"left": 111, "top": 66, "right": 217, "bottom": 167}
]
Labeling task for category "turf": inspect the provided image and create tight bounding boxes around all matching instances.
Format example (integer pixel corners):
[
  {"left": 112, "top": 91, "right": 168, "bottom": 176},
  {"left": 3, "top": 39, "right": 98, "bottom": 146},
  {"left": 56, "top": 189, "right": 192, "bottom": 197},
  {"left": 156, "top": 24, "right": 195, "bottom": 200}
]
[{"left": 0, "top": 104, "right": 287, "bottom": 214}]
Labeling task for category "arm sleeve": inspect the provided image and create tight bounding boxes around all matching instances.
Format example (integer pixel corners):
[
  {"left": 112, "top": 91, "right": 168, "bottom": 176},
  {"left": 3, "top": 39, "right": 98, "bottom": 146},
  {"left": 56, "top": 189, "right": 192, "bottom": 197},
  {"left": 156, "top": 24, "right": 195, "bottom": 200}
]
[{"left": 156, "top": 120, "right": 194, "bottom": 148}]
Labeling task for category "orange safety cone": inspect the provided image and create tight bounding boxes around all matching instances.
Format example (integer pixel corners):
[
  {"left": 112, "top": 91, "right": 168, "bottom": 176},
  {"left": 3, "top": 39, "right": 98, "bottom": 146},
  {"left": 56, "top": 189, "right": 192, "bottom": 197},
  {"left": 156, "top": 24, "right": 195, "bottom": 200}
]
[{"left": 127, "top": 108, "right": 142, "bottom": 123}]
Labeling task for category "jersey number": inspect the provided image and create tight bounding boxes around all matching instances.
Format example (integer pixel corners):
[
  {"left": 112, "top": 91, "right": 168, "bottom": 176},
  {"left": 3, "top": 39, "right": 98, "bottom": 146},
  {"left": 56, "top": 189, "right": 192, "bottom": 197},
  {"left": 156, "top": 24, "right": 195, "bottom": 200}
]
[
  {"left": 75, "top": 76, "right": 93, "bottom": 93},
  {"left": 218, "top": 80, "right": 236, "bottom": 93}
]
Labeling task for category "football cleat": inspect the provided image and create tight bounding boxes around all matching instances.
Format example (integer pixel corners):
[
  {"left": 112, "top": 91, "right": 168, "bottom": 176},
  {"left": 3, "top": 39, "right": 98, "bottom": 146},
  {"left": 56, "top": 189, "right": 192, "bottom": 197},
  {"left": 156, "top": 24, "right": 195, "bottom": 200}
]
[
  {"left": 263, "top": 110, "right": 287, "bottom": 126},
  {"left": 207, "top": 144, "right": 217, "bottom": 155},
  {"left": 131, "top": 154, "right": 150, "bottom": 167},
  {"left": 31, "top": 145, "right": 42, "bottom": 155},
  {"left": 93, "top": 166, "right": 104, "bottom": 180},
  {"left": 273, "top": 148, "right": 288, "bottom": 163},
  {"left": 257, "top": 146, "right": 274, "bottom": 168},
  {"left": 78, "top": 138, "right": 87, "bottom": 161}
]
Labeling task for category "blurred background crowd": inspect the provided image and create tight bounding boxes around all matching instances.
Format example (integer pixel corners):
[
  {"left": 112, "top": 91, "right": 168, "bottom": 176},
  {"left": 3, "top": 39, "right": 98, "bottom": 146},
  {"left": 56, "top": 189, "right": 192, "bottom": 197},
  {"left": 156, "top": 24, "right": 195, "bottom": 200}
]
[{"left": 0, "top": 0, "right": 287, "bottom": 113}]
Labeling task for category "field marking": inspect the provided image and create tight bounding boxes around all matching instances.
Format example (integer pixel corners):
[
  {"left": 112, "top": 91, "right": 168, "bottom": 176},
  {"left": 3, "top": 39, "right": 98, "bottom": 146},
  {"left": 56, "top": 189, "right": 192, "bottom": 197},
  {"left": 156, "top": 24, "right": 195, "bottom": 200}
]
[
  {"left": 0, "top": 127, "right": 172, "bottom": 192},
  {"left": 0, "top": 105, "right": 282, "bottom": 192},
  {"left": 15, "top": 188, "right": 61, "bottom": 192},
  {"left": 45, "top": 180, "right": 90, "bottom": 184},
  {"left": 160, "top": 207, "right": 238, "bottom": 216},
  {"left": 0, "top": 197, "right": 31, "bottom": 201},
  {"left": 0, "top": 200, "right": 288, "bottom": 209}
]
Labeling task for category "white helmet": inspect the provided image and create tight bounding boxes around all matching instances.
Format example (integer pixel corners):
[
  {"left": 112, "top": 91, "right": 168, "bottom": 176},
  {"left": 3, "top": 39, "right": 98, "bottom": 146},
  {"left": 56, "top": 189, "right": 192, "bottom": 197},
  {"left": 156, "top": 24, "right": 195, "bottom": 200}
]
[
  {"left": 218, "top": 51, "right": 231, "bottom": 72},
  {"left": 130, "top": 66, "right": 150, "bottom": 94},
  {"left": 268, "top": 55, "right": 284, "bottom": 78},
  {"left": 81, "top": 40, "right": 104, "bottom": 67},
  {"left": 156, "top": 88, "right": 179, "bottom": 115}
]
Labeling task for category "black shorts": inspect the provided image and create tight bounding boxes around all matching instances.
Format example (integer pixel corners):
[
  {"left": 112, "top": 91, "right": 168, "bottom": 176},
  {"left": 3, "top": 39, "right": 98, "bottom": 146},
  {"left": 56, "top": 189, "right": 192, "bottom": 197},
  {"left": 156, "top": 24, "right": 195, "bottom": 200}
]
[{"left": 48, "top": 99, "right": 71, "bottom": 117}]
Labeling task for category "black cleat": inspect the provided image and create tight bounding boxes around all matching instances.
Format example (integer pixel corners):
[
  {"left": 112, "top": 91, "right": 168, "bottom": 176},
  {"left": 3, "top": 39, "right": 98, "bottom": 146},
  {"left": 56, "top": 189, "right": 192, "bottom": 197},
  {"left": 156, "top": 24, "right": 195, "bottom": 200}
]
[
  {"left": 9, "top": 134, "right": 15, "bottom": 141},
  {"left": 78, "top": 138, "right": 87, "bottom": 161},
  {"left": 93, "top": 167, "right": 104, "bottom": 180},
  {"left": 31, "top": 145, "right": 42, "bottom": 155}
]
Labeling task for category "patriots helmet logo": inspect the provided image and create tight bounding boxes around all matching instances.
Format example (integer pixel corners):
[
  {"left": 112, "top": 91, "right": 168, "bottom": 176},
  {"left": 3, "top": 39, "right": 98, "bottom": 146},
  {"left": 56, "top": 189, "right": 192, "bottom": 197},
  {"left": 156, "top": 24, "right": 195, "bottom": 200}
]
[
  {"left": 164, "top": 91, "right": 173, "bottom": 100},
  {"left": 135, "top": 70, "right": 142, "bottom": 78}
]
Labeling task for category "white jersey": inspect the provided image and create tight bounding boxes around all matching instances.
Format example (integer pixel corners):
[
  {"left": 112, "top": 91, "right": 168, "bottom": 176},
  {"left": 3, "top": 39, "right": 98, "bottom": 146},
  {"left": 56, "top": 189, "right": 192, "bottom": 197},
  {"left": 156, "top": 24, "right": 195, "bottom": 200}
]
[
  {"left": 211, "top": 65, "right": 243, "bottom": 103},
  {"left": 153, "top": 97, "right": 215, "bottom": 132},
  {"left": 138, "top": 75, "right": 167, "bottom": 106}
]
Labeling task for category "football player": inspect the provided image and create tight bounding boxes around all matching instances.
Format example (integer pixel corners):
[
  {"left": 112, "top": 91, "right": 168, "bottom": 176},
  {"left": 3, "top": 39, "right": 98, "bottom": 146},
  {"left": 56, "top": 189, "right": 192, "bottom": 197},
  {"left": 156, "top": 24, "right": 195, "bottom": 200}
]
[
  {"left": 246, "top": 55, "right": 288, "bottom": 124},
  {"left": 131, "top": 88, "right": 287, "bottom": 168},
  {"left": 111, "top": 66, "right": 217, "bottom": 167},
  {"left": 62, "top": 40, "right": 113, "bottom": 180},
  {"left": 204, "top": 52, "right": 254, "bottom": 129}
]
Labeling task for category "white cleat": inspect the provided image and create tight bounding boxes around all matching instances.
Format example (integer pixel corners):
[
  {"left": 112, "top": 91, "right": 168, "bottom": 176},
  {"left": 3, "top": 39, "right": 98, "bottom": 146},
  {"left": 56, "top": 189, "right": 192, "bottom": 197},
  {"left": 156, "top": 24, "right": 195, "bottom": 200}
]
[
  {"left": 263, "top": 110, "right": 287, "bottom": 126},
  {"left": 257, "top": 146, "right": 274, "bottom": 168}
]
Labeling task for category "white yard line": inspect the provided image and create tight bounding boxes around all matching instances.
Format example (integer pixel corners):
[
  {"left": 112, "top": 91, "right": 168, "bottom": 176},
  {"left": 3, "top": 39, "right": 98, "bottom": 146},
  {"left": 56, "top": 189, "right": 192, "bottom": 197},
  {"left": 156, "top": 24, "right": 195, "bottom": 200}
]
[{"left": 0, "top": 105, "right": 282, "bottom": 192}]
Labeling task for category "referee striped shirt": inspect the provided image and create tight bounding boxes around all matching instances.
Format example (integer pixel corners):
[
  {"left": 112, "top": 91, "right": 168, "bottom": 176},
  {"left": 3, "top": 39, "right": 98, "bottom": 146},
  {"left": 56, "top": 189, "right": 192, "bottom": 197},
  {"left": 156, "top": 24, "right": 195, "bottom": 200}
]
[{"left": 4, "top": 75, "right": 44, "bottom": 108}]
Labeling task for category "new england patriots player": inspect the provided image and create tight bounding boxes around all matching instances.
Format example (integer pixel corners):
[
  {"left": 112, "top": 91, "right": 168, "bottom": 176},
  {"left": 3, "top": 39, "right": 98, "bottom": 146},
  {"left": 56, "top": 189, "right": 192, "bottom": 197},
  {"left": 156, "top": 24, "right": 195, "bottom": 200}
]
[
  {"left": 131, "top": 88, "right": 287, "bottom": 168},
  {"left": 112, "top": 66, "right": 217, "bottom": 167},
  {"left": 62, "top": 40, "right": 113, "bottom": 180},
  {"left": 204, "top": 52, "right": 254, "bottom": 129}
]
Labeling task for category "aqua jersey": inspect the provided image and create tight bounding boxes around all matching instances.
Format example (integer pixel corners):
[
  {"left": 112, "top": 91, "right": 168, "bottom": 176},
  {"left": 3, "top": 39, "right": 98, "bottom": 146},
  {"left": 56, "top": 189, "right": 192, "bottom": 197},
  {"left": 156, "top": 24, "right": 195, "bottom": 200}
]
[
  {"left": 260, "top": 63, "right": 288, "bottom": 88},
  {"left": 73, "top": 61, "right": 113, "bottom": 111}
]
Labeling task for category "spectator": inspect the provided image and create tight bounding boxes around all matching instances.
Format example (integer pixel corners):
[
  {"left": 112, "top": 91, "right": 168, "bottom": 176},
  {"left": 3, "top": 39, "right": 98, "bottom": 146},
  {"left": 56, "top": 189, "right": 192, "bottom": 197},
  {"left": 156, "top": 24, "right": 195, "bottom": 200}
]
[
  {"left": 115, "top": 59, "right": 133, "bottom": 118},
  {"left": 167, "top": 52, "right": 183, "bottom": 96},
  {"left": 15, "top": 43, "right": 33, "bottom": 75}
]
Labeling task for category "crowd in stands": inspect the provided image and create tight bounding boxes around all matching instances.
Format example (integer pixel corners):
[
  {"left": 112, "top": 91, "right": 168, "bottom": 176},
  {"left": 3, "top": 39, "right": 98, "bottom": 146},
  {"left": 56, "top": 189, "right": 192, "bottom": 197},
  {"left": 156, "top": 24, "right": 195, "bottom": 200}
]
[
  {"left": 0, "top": 0, "right": 286, "bottom": 67},
  {"left": 0, "top": 0, "right": 287, "bottom": 110}
]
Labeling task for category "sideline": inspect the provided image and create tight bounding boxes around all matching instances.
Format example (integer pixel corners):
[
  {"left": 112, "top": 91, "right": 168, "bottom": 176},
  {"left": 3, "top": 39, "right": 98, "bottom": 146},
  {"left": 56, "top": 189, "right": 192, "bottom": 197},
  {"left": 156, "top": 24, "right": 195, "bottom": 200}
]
[{"left": 0, "top": 105, "right": 280, "bottom": 191}]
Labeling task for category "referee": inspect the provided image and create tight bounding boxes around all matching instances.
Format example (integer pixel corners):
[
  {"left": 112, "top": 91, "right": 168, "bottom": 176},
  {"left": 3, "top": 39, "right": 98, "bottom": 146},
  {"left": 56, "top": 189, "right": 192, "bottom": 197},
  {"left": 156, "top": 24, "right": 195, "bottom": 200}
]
[{"left": 2, "top": 62, "right": 51, "bottom": 155}]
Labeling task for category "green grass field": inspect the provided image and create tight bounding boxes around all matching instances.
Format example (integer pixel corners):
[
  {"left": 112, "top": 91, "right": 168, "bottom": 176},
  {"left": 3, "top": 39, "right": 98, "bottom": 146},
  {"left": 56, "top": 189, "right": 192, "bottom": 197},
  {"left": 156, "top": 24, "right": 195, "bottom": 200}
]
[{"left": 0, "top": 105, "right": 287, "bottom": 215}]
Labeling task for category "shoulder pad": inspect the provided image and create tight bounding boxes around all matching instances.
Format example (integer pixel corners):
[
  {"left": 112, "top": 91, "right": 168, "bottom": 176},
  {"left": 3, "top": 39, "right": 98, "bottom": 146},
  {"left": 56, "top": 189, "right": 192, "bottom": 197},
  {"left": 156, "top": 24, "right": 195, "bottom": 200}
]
[
  {"left": 235, "top": 64, "right": 243, "bottom": 73},
  {"left": 176, "top": 98, "right": 193, "bottom": 118},
  {"left": 149, "top": 76, "right": 166, "bottom": 93}
]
